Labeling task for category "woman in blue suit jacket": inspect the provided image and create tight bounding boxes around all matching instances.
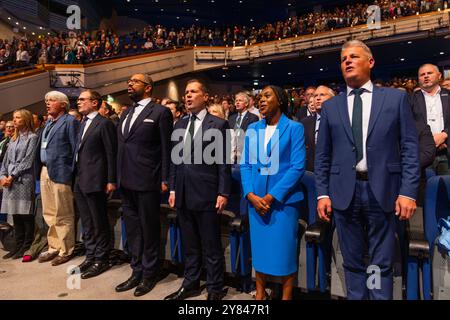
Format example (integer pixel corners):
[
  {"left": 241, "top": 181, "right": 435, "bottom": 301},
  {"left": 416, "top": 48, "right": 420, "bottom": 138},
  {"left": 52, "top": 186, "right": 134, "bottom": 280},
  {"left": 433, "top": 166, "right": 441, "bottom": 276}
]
[{"left": 241, "top": 85, "right": 306, "bottom": 300}]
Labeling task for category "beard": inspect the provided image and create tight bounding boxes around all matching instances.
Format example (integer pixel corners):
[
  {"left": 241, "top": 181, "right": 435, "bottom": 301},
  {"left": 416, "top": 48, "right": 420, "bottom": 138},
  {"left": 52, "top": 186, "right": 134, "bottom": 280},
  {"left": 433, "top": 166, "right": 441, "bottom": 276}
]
[{"left": 128, "top": 90, "right": 142, "bottom": 102}]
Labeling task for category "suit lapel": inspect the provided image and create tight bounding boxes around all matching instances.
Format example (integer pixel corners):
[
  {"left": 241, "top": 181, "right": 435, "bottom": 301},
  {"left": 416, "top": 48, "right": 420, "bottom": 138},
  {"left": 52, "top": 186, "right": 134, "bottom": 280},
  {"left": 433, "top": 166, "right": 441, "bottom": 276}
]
[
  {"left": 79, "top": 114, "right": 101, "bottom": 148},
  {"left": 417, "top": 91, "right": 427, "bottom": 123},
  {"left": 337, "top": 93, "right": 354, "bottom": 143},
  {"left": 47, "top": 114, "right": 67, "bottom": 144},
  {"left": 241, "top": 113, "right": 251, "bottom": 131},
  {"left": 268, "top": 113, "right": 289, "bottom": 157},
  {"left": 198, "top": 112, "right": 212, "bottom": 138},
  {"left": 367, "top": 86, "right": 386, "bottom": 138},
  {"left": 118, "top": 107, "right": 132, "bottom": 139},
  {"left": 126, "top": 101, "right": 154, "bottom": 139},
  {"left": 441, "top": 90, "right": 449, "bottom": 129}
]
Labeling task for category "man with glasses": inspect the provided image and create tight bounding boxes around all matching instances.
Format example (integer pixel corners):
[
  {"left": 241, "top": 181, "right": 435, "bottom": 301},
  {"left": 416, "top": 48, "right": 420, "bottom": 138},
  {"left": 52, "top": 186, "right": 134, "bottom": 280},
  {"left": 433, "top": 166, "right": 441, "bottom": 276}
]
[
  {"left": 71, "top": 90, "right": 117, "bottom": 279},
  {"left": 301, "top": 86, "right": 335, "bottom": 172},
  {"left": 115, "top": 74, "right": 173, "bottom": 297}
]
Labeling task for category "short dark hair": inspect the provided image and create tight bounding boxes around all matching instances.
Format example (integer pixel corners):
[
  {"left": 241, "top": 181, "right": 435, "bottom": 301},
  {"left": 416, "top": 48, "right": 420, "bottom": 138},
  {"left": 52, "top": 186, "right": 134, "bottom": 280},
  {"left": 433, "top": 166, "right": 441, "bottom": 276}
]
[
  {"left": 167, "top": 100, "right": 183, "bottom": 113},
  {"left": 186, "top": 79, "right": 209, "bottom": 95},
  {"left": 83, "top": 89, "right": 102, "bottom": 108}
]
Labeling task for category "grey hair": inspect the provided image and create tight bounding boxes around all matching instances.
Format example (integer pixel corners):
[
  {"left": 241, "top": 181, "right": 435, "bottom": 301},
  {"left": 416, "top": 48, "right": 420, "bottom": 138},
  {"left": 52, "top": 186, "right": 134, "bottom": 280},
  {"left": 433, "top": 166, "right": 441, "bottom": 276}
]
[
  {"left": 418, "top": 63, "right": 440, "bottom": 75},
  {"left": 45, "top": 91, "right": 70, "bottom": 111},
  {"left": 316, "top": 85, "right": 336, "bottom": 97},
  {"left": 235, "top": 91, "right": 250, "bottom": 105},
  {"left": 341, "top": 40, "right": 373, "bottom": 59}
]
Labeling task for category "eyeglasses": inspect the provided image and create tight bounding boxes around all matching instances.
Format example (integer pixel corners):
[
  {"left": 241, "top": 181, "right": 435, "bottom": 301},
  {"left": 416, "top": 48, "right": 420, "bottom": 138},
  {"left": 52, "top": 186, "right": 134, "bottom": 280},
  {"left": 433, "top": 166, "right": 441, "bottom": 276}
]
[
  {"left": 5, "top": 126, "right": 14, "bottom": 129},
  {"left": 127, "top": 79, "right": 149, "bottom": 86}
]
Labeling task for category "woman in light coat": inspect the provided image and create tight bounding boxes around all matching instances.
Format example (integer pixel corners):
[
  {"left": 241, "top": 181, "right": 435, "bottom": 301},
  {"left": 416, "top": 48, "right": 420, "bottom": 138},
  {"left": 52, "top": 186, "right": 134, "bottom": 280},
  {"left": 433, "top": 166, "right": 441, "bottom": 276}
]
[{"left": 1, "top": 109, "right": 38, "bottom": 259}]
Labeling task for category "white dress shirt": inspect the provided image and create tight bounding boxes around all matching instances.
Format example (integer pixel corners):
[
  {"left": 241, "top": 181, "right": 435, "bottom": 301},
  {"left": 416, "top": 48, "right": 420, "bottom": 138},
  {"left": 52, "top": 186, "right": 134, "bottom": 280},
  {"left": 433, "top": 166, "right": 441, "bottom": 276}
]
[
  {"left": 170, "top": 108, "right": 208, "bottom": 195},
  {"left": 264, "top": 124, "right": 277, "bottom": 151},
  {"left": 121, "top": 98, "right": 152, "bottom": 135},
  {"left": 423, "top": 87, "right": 444, "bottom": 134},
  {"left": 76, "top": 111, "right": 98, "bottom": 162},
  {"left": 81, "top": 111, "right": 98, "bottom": 140},
  {"left": 347, "top": 80, "right": 373, "bottom": 172},
  {"left": 184, "top": 108, "right": 207, "bottom": 142},
  {"left": 318, "top": 80, "right": 415, "bottom": 201}
]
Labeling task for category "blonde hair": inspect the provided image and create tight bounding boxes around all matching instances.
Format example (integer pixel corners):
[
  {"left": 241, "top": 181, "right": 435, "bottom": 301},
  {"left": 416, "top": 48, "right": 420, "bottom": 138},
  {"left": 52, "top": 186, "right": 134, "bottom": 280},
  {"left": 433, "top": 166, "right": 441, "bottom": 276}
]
[
  {"left": 341, "top": 40, "right": 373, "bottom": 59},
  {"left": 208, "top": 103, "right": 226, "bottom": 119},
  {"left": 12, "top": 109, "right": 35, "bottom": 141}
]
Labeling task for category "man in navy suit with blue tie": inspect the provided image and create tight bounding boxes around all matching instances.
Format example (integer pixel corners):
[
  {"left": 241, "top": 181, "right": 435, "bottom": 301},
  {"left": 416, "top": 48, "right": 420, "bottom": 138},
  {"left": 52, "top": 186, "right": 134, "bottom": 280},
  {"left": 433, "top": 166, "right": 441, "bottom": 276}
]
[{"left": 315, "top": 40, "right": 420, "bottom": 300}]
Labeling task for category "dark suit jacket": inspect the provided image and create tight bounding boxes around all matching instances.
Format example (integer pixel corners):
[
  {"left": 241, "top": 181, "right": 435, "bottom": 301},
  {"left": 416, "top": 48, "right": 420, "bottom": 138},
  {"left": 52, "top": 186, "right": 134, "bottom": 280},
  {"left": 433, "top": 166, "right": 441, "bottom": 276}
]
[
  {"left": 228, "top": 111, "right": 259, "bottom": 131},
  {"left": 301, "top": 115, "right": 317, "bottom": 172},
  {"left": 36, "top": 114, "right": 79, "bottom": 185},
  {"left": 74, "top": 114, "right": 117, "bottom": 193},
  {"left": 117, "top": 101, "right": 173, "bottom": 192},
  {"left": 315, "top": 86, "right": 420, "bottom": 212},
  {"left": 295, "top": 106, "right": 310, "bottom": 122},
  {"left": 416, "top": 121, "right": 436, "bottom": 171},
  {"left": 411, "top": 88, "right": 450, "bottom": 136},
  {"left": 170, "top": 112, "right": 231, "bottom": 211}
]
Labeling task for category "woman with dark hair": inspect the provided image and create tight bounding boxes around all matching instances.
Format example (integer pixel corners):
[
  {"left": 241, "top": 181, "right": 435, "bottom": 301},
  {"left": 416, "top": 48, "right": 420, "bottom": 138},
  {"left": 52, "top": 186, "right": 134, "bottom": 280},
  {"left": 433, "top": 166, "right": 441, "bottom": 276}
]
[
  {"left": 240, "top": 85, "right": 306, "bottom": 300},
  {"left": 1, "top": 109, "right": 38, "bottom": 259}
]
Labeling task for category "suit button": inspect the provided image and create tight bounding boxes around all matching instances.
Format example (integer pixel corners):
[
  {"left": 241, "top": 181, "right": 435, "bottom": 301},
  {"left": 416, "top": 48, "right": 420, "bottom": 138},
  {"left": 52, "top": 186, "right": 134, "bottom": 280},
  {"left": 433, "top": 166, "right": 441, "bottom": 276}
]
[{"left": 352, "top": 147, "right": 356, "bottom": 151}]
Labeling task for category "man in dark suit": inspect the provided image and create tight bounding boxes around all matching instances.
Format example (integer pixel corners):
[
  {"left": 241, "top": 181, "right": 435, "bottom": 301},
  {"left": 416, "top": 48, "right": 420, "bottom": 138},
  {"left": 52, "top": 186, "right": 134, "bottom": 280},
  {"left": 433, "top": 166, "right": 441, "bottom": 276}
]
[
  {"left": 165, "top": 79, "right": 231, "bottom": 301},
  {"left": 115, "top": 73, "right": 173, "bottom": 297},
  {"left": 72, "top": 89, "right": 117, "bottom": 279},
  {"left": 228, "top": 92, "right": 259, "bottom": 215},
  {"left": 315, "top": 40, "right": 420, "bottom": 299},
  {"left": 411, "top": 63, "right": 450, "bottom": 175},
  {"left": 301, "top": 85, "right": 335, "bottom": 172},
  {"left": 295, "top": 86, "right": 316, "bottom": 121}
]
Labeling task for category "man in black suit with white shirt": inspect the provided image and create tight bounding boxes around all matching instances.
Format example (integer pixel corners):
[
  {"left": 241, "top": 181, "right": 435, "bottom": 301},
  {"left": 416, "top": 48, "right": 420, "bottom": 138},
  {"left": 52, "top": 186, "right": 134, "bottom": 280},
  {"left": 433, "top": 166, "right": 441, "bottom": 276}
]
[
  {"left": 73, "top": 89, "right": 117, "bottom": 279},
  {"left": 411, "top": 64, "right": 450, "bottom": 175},
  {"left": 301, "top": 85, "right": 335, "bottom": 172},
  {"left": 115, "top": 73, "right": 173, "bottom": 297},
  {"left": 165, "top": 79, "right": 231, "bottom": 300}
]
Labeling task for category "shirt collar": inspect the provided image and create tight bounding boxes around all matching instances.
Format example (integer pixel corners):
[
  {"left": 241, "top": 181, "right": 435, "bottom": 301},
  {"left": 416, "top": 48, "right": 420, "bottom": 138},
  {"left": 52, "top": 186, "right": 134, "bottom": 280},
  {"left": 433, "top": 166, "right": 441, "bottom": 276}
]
[
  {"left": 347, "top": 80, "right": 373, "bottom": 96},
  {"left": 421, "top": 86, "right": 441, "bottom": 97},
  {"left": 136, "top": 97, "right": 152, "bottom": 107},
  {"left": 239, "top": 110, "right": 248, "bottom": 117},
  {"left": 193, "top": 108, "right": 207, "bottom": 121},
  {"left": 86, "top": 111, "right": 98, "bottom": 120}
]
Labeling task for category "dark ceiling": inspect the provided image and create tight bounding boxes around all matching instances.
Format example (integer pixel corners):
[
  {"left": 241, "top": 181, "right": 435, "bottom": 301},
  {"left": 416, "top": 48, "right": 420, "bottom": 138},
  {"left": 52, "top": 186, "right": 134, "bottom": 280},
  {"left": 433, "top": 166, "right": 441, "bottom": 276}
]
[
  {"left": 200, "top": 35, "right": 450, "bottom": 89},
  {"left": 104, "top": 0, "right": 366, "bottom": 27}
]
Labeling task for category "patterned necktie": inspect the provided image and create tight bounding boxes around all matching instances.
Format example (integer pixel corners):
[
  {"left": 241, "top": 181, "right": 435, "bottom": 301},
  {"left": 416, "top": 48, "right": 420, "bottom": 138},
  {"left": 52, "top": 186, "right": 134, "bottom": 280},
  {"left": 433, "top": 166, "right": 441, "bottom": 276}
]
[
  {"left": 235, "top": 113, "right": 242, "bottom": 129},
  {"left": 351, "top": 88, "right": 364, "bottom": 164}
]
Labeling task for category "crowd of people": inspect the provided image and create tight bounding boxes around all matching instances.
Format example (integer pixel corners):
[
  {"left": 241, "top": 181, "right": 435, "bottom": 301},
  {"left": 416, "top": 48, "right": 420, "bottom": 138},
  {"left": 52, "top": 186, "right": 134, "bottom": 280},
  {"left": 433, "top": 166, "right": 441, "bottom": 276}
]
[
  {"left": 0, "top": 36, "right": 450, "bottom": 301},
  {"left": 0, "top": 0, "right": 445, "bottom": 74}
]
